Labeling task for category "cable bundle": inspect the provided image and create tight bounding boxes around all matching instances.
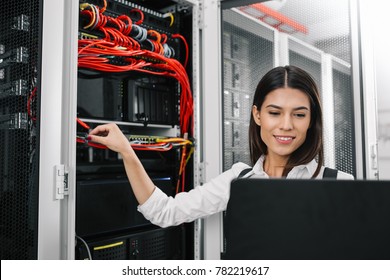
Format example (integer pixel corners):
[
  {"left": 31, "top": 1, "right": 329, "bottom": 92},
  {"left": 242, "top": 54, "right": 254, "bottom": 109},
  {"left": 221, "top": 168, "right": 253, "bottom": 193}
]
[
  {"left": 76, "top": 118, "right": 192, "bottom": 154},
  {"left": 78, "top": 0, "right": 193, "bottom": 137}
]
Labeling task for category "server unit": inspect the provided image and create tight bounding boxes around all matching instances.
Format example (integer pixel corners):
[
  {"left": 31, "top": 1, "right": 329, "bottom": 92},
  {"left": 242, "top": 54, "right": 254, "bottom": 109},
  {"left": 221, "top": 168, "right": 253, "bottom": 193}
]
[{"left": 76, "top": 226, "right": 185, "bottom": 260}]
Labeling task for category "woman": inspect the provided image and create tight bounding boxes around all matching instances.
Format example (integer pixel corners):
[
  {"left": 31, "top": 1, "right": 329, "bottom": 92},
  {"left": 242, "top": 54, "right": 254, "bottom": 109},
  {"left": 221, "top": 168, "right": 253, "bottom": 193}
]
[{"left": 87, "top": 65, "right": 353, "bottom": 228}]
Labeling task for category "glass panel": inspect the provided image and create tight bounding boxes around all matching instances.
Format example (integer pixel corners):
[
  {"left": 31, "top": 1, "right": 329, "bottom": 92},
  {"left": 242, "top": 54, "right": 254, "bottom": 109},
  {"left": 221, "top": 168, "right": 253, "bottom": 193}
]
[
  {"left": 222, "top": 9, "right": 275, "bottom": 170},
  {"left": 222, "top": 0, "right": 355, "bottom": 176},
  {"left": 289, "top": 50, "right": 322, "bottom": 89},
  {"left": 333, "top": 64, "right": 355, "bottom": 175}
]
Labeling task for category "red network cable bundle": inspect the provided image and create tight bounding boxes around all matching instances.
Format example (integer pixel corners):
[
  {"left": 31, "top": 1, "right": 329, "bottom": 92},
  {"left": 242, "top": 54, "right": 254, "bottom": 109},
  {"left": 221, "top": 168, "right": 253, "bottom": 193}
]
[
  {"left": 77, "top": 0, "right": 193, "bottom": 137},
  {"left": 76, "top": 0, "right": 195, "bottom": 196}
]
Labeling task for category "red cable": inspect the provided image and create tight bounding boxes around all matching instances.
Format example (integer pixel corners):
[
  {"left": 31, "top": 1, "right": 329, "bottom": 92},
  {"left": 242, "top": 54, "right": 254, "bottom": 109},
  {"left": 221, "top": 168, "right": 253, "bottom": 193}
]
[
  {"left": 27, "top": 87, "right": 37, "bottom": 121},
  {"left": 131, "top": 8, "right": 144, "bottom": 25},
  {"left": 172, "top": 34, "right": 189, "bottom": 68},
  {"left": 77, "top": 118, "right": 90, "bottom": 130}
]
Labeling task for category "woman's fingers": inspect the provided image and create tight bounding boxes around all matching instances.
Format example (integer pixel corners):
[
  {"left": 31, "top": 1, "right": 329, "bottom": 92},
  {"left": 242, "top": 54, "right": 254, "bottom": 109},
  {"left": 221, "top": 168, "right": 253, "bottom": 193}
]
[
  {"left": 89, "top": 123, "right": 112, "bottom": 136},
  {"left": 87, "top": 123, "right": 131, "bottom": 154},
  {"left": 87, "top": 123, "right": 115, "bottom": 146}
]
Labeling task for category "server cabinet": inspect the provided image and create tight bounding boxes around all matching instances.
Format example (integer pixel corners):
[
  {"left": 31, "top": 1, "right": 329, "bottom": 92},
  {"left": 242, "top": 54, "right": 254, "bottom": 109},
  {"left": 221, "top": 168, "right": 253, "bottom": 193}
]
[
  {"left": 220, "top": 2, "right": 358, "bottom": 177},
  {"left": 73, "top": 0, "right": 200, "bottom": 260},
  {"left": 0, "top": 0, "right": 42, "bottom": 260},
  {"left": 280, "top": 35, "right": 356, "bottom": 176},
  {"left": 222, "top": 9, "right": 276, "bottom": 170},
  {"left": 205, "top": 0, "right": 365, "bottom": 259},
  {"left": 1, "top": 0, "right": 202, "bottom": 260}
]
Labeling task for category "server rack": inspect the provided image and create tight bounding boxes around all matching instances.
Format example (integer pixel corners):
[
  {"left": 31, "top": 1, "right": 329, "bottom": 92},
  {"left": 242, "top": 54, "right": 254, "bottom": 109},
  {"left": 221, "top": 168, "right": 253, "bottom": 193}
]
[
  {"left": 216, "top": 1, "right": 363, "bottom": 260},
  {"left": 283, "top": 36, "right": 356, "bottom": 176},
  {"left": 74, "top": 0, "right": 198, "bottom": 260},
  {"left": 222, "top": 9, "right": 276, "bottom": 170},
  {"left": 1, "top": 0, "right": 202, "bottom": 260},
  {"left": 221, "top": 6, "right": 357, "bottom": 177}
]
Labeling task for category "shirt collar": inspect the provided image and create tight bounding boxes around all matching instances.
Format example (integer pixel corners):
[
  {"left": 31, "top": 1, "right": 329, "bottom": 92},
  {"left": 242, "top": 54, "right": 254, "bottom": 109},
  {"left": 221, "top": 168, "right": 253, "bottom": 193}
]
[
  {"left": 303, "top": 159, "right": 319, "bottom": 177},
  {"left": 252, "top": 155, "right": 318, "bottom": 177},
  {"left": 287, "top": 159, "right": 318, "bottom": 178},
  {"left": 253, "top": 155, "right": 266, "bottom": 175}
]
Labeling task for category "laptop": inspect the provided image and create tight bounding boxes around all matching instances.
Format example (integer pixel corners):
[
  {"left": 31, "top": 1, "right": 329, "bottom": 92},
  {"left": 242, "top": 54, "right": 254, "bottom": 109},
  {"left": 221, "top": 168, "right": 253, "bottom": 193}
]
[{"left": 224, "top": 178, "right": 390, "bottom": 260}]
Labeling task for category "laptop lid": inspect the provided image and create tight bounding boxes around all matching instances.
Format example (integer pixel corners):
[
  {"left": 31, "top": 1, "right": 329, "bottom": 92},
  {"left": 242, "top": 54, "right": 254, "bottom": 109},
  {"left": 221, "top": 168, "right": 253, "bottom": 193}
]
[{"left": 225, "top": 179, "right": 390, "bottom": 260}]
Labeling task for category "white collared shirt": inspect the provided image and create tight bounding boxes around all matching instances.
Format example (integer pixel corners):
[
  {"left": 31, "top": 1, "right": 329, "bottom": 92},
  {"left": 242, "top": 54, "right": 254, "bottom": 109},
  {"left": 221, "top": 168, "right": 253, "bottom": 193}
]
[{"left": 138, "top": 155, "right": 354, "bottom": 228}]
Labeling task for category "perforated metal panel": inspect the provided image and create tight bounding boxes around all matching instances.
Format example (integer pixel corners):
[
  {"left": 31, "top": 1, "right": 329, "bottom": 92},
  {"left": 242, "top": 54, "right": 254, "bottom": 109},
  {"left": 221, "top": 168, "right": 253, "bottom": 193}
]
[
  {"left": 222, "top": 9, "right": 275, "bottom": 170},
  {"left": 0, "top": 0, "right": 42, "bottom": 259},
  {"left": 282, "top": 0, "right": 355, "bottom": 176},
  {"left": 333, "top": 67, "right": 355, "bottom": 175},
  {"left": 289, "top": 50, "right": 322, "bottom": 90},
  {"left": 92, "top": 240, "right": 127, "bottom": 260}
]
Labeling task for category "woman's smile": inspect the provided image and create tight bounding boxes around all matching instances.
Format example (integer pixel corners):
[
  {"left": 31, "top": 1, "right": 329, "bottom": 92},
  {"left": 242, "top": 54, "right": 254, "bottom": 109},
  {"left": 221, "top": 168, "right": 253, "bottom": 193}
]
[{"left": 274, "top": 135, "right": 296, "bottom": 144}]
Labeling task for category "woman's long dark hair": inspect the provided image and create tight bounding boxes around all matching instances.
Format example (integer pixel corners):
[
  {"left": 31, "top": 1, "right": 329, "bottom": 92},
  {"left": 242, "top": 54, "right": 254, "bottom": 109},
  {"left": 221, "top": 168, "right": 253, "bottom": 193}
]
[{"left": 249, "top": 65, "right": 324, "bottom": 178}]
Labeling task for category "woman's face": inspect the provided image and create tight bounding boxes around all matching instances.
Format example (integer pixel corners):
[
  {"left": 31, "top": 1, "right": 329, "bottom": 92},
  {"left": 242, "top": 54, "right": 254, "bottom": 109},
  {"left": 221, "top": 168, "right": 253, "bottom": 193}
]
[{"left": 252, "top": 87, "right": 311, "bottom": 162}]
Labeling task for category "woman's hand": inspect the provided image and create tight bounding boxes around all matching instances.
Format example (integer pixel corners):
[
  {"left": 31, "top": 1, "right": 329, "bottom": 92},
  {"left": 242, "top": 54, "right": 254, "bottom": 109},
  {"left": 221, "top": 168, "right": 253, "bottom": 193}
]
[{"left": 87, "top": 123, "right": 132, "bottom": 155}]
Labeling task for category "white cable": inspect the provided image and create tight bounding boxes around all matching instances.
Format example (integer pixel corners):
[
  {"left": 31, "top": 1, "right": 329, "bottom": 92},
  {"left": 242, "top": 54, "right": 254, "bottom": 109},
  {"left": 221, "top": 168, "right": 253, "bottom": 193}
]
[{"left": 76, "top": 235, "right": 93, "bottom": 260}]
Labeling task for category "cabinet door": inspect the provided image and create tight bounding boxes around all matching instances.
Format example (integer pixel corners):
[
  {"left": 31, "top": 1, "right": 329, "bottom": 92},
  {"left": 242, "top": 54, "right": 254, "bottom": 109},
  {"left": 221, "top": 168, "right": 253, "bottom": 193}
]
[
  {"left": 0, "top": 0, "right": 78, "bottom": 260},
  {"left": 201, "top": 0, "right": 364, "bottom": 260},
  {"left": 222, "top": 8, "right": 276, "bottom": 170},
  {"left": 38, "top": 0, "right": 78, "bottom": 259},
  {"left": 219, "top": 0, "right": 360, "bottom": 177},
  {"left": 0, "top": 0, "right": 44, "bottom": 260}
]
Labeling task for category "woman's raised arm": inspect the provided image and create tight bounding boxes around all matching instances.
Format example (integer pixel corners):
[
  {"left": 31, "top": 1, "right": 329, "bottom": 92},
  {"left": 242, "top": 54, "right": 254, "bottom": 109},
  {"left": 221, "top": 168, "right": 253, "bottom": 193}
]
[{"left": 87, "top": 123, "right": 155, "bottom": 204}]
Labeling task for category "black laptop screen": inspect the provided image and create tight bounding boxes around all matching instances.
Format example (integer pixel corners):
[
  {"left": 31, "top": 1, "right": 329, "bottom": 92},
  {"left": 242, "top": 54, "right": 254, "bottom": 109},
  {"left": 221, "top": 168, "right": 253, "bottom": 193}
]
[{"left": 225, "top": 178, "right": 390, "bottom": 260}]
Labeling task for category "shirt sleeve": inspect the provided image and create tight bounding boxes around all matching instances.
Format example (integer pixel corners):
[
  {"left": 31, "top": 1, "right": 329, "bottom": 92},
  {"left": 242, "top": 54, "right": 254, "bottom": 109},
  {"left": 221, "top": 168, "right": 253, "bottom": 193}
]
[{"left": 137, "top": 162, "right": 251, "bottom": 228}]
